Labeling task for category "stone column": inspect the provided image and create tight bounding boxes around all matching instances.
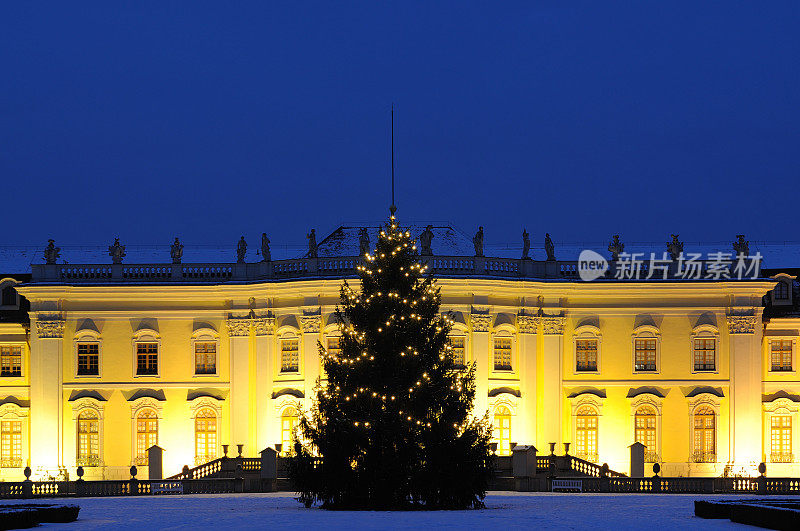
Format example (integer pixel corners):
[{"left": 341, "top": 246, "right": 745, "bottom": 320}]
[
  {"left": 517, "top": 314, "right": 539, "bottom": 445},
  {"left": 470, "top": 309, "right": 491, "bottom": 417},
  {"left": 539, "top": 315, "right": 565, "bottom": 448},
  {"left": 301, "top": 314, "right": 322, "bottom": 387},
  {"left": 727, "top": 312, "right": 762, "bottom": 468},
  {"left": 254, "top": 317, "right": 275, "bottom": 455},
  {"left": 227, "top": 318, "right": 252, "bottom": 456},
  {"left": 30, "top": 314, "right": 65, "bottom": 472}
]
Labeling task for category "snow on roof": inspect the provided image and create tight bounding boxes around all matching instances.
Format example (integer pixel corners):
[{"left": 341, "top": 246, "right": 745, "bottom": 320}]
[{"left": 2, "top": 227, "right": 800, "bottom": 274}]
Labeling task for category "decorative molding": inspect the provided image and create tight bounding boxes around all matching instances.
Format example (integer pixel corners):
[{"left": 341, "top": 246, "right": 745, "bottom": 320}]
[
  {"left": 253, "top": 317, "right": 275, "bottom": 336},
  {"left": 0, "top": 403, "right": 29, "bottom": 418},
  {"left": 516, "top": 314, "right": 539, "bottom": 334},
  {"left": 300, "top": 315, "right": 321, "bottom": 334},
  {"left": 226, "top": 318, "right": 251, "bottom": 337},
  {"left": 470, "top": 313, "right": 491, "bottom": 333},
  {"left": 541, "top": 316, "right": 566, "bottom": 335},
  {"left": 726, "top": 315, "right": 757, "bottom": 335},
  {"left": 36, "top": 315, "right": 65, "bottom": 338}
]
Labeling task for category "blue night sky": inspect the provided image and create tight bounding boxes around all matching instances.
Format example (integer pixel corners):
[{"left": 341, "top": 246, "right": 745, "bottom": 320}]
[{"left": 1, "top": 2, "right": 798, "bottom": 252}]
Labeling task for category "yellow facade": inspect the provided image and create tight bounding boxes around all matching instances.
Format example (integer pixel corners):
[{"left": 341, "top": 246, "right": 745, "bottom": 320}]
[{"left": 2, "top": 270, "right": 799, "bottom": 480}]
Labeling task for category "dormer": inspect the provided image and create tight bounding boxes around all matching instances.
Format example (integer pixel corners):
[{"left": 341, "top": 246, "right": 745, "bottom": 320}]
[{"left": 770, "top": 273, "right": 795, "bottom": 306}]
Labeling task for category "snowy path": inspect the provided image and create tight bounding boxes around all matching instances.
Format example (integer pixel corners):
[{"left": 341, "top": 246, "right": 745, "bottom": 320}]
[{"left": 3, "top": 491, "right": 754, "bottom": 529}]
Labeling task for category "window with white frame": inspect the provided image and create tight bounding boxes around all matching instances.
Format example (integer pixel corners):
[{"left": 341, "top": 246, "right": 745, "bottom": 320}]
[
  {"left": 135, "top": 409, "right": 158, "bottom": 464},
  {"left": 0, "top": 346, "right": 22, "bottom": 377},
  {"left": 634, "top": 406, "right": 658, "bottom": 463},
  {"left": 194, "top": 342, "right": 217, "bottom": 375},
  {"left": 493, "top": 336, "right": 512, "bottom": 371},
  {"left": 77, "top": 410, "right": 100, "bottom": 466},
  {"left": 280, "top": 406, "right": 299, "bottom": 455},
  {"left": 634, "top": 339, "right": 657, "bottom": 372},
  {"left": 575, "top": 405, "right": 598, "bottom": 463},
  {"left": 77, "top": 343, "right": 99, "bottom": 376},
  {"left": 136, "top": 343, "right": 158, "bottom": 376},
  {"left": 771, "top": 340, "right": 793, "bottom": 372},
  {"left": 0, "top": 420, "right": 22, "bottom": 468},
  {"left": 492, "top": 405, "right": 511, "bottom": 456},
  {"left": 576, "top": 339, "right": 598, "bottom": 372},
  {"left": 770, "top": 415, "right": 792, "bottom": 463},
  {"left": 692, "top": 406, "right": 716, "bottom": 463},
  {"left": 448, "top": 334, "right": 466, "bottom": 367},
  {"left": 281, "top": 337, "right": 300, "bottom": 373},
  {"left": 693, "top": 337, "right": 716, "bottom": 372},
  {"left": 194, "top": 408, "right": 217, "bottom": 465}
]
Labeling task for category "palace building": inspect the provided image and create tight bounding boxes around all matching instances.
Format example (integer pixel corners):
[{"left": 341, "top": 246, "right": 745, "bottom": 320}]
[{"left": 0, "top": 226, "right": 798, "bottom": 481}]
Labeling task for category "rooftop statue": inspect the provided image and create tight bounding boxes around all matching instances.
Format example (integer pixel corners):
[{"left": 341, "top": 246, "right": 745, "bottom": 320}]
[
  {"left": 667, "top": 234, "right": 684, "bottom": 261},
  {"left": 108, "top": 238, "right": 126, "bottom": 264},
  {"left": 420, "top": 225, "right": 434, "bottom": 256},
  {"left": 261, "top": 233, "right": 271, "bottom": 262},
  {"left": 307, "top": 229, "right": 318, "bottom": 258},
  {"left": 170, "top": 237, "right": 183, "bottom": 264},
  {"left": 358, "top": 228, "right": 370, "bottom": 257},
  {"left": 44, "top": 239, "right": 60, "bottom": 265},
  {"left": 545, "top": 233, "right": 556, "bottom": 261},
  {"left": 473, "top": 227, "right": 484, "bottom": 257},
  {"left": 237, "top": 236, "right": 247, "bottom": 264},
  {"left": 608, "top": 235, "right": 624, "bottom": 261},
  {"left": 522, "top": 229, "right": 530, "bottom": 259},
  {"left": 733, "top": 234, "right": 749, "bottom": 257}
]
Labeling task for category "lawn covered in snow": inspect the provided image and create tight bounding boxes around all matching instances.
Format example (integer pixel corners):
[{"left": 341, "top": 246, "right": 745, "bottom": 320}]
[{"left": 3, "top": 491, "right": 755, "bottom": 529}]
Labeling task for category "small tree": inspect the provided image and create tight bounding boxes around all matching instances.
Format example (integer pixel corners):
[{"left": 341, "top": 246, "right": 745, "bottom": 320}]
[{"left": 290, "top": 216, "right": 492, "bottom": 509}]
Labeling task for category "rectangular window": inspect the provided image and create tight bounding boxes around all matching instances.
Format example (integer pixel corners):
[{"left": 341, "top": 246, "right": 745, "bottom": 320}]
[
  {"left": 0, "top": 346, "right": 22, "bottom": 377},
  {"left": 136, "top": 343, "right": 158, "bottom": 376},
  {"left": 693, "top": 338, "right": 716, "bottom": 372},
  {"left": 634, "top": 339, "right": 657, "bottom": 372},
  {"left": 770, "top": 415, "right": 792, "bottom": 463},
  {"left": 77, "top": 343, "right": 99, "bottom": 376},
  {"left": 448, "top": 336, "right": 465, "bottom": 367},
  {"left": 77, "top": 418, "right": 99, "bottom": 466},
  {"left": 575, "top": 339, "right": 598, "bottom": 372},
  {"left": 281, "top": 339, "right": 299, "bottom": 373},
  {"left": 493, "top": 337, "right": 512, "bottom": 371},
  {"left": 0, "top": 420, "right": 22, "bottom": 468},
  {"left": 771, "top": 340, "right": 793, "bottom": 372},
  {"left": 194, "top": 342, "right": 217, "bottom": 375}
]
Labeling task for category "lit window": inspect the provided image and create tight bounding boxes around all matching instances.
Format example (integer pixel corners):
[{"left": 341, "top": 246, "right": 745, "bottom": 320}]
[
  {"left": 0, "top": 346, "right": 22, "bottom": 377},
  {"left": 693, "top": 338, "right": 716, "bottom": 372},
  {"left": 770, "top": 415, "right": 792, "bottom": 463},
  {"left": 194, "top": 342, "right": 217, "bottom": 375},
  {"left": 0, "top": 420, "right": 22, "bottom": 468},
  {"left": 280, "top": 407, "right": 299, "bottom": 455},
  {"left": 576, "top": 339, "right": 598, "bottom": 372},
  {"left": 634, "top": 339, "right": 657, "bottom": 372},
  {"left": 135, "top": 409, "right": 158, "bottom": 464},
  {"left": 195, "top": 409, "right": 217, "bottom": 465},
  {"left": 692, "top": 407, "right": 715, "bottom": 462},
  {"left": 575, "top": 406, "right": 598, "bottom": 463},
  {"left": 77, "top": 343, "right": 99, "bottom": 376},
  {"left": 281, "top": 338, "right": 299, "bottom": 373},
  {"left": 774, "top": 282, "right": 790, "bottom": 300},
  {"left": 136, "top": 343, "right": 158, "bottom": 376},
  {"left": 634, "top": 406, "right": 658, "bottom": 463},
  {"left": 492, "top": 405, "right": 511, "bottom": 456},
  {"left": 448, "top": 335, "right": 465, "bottom": 367},
  {"left": 77, "top": 410, "right": 100, "bottom": 466},
  {"left": 493, "top": 337, "right": 512, "bottom": 371},
  {"left": 771, "top": 340, "right": 793, "bottom": 372}
]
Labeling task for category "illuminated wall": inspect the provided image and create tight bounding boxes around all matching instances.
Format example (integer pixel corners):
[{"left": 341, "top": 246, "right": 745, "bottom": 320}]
[{"left": 3, "top": 276, "right": 797, "bottom": 480}]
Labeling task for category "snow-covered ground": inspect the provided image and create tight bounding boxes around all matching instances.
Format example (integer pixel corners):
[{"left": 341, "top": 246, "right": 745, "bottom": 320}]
[{"left": 0, "top": 491, "right": 757, "bottom": 530}]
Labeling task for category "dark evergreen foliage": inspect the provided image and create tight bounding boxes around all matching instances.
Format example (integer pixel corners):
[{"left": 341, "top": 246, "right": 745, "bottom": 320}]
[{"left": 289, "top": 216, "right": 493, "bottom": 510}]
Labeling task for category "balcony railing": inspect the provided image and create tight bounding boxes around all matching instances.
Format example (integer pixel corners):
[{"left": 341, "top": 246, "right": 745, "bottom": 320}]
[
  {"left": 31, "top": 255, "right": 758, "bottom": 284},
  {"left": 692, "top": 451, "right": 716, "bottom": 463},
  {"left": 770, "top": 453, "right": 793, "bottom": 463}
]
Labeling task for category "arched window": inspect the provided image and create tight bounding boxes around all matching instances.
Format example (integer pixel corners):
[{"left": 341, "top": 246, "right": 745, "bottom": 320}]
[
  {"left": 0, "top": 419, "right": 22, "bottom": 468},
  {"left": 692, "top": 407, "right": 715, "bottom": 463},
  {"left": 575, "top": 406, "right": 598, "bottom": 463},
  {"left": 775, "top": 281, "right": 790, "bottom": 300},
  {"left": 634, "top": 406, "right": 657, "bottom": 462},
  {"left": 770, "top": 415, "right": 792, "bottom": 463},
  {"left": 280, "top": 407, "right": 299, "bottom": 455},
  {"left": 77, "top": 410, "right": 100, "bottom": 466},
  {"left": 194, "top": 409, "right": 217, "bottom": 465},
  {"left": 493, "top": 405, "right": 511, "bottom": 456},
  {"left": 136, "top": 409, "right": 158, "bottom": 464}
]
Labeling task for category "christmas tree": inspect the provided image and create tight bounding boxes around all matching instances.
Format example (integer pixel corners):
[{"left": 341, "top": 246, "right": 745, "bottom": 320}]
[{"left": 289, "top": 215, "right": 493, "bottom": 510}]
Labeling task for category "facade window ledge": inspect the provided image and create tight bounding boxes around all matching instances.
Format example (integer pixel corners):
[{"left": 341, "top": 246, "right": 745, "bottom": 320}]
[
  {"left": 691, "top": 451, "right": 717, "bottom": 463},
  {"left": 770, "top": 453, "right": 794, "bottom": 463},
  {"left": 0, "top": 459, "right": 23, "bottom": 468},
  {"left": 76, "top": 457, "right": 103, "bottom": 467},
  {"left": 644, "top": 451, "right": 660, "bottom": 463}
]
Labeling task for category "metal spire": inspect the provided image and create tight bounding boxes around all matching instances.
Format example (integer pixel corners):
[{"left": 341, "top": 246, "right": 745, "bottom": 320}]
[{"left": 390, "top": 104, "right": 397, "bottom": 216}]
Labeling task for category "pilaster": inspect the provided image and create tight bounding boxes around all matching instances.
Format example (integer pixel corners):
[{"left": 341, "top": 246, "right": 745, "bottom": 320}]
[
  {"left": 30, "top": 314, "right": 65, "bottom": 470},
  {"left": 727, "top": 311, "right": 761, "bottom": 467},
  {"left": 253, "top": 316, "right": 274, "bottom": 455},
  {"left": 539, "top": 315, "right": 565, "bottom": 448},
  {"left": 516, "top": 314, "right": 539, "bottom": 445},
  {"left": 227, "top": 317, "right": 252, "bottom": 455},
  {"left": 470, "top": 307, "right": 491, "bottom": 416}
]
